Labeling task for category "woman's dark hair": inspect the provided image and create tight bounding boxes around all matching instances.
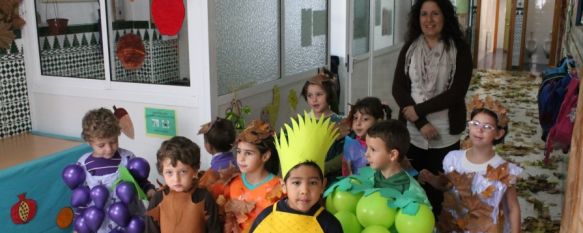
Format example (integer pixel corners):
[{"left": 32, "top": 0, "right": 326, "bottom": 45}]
[
  {"left": 470, "top": 108, "right": 508, "bottom": 145},
  {"left": 283, "top": 161, "right": 324, "bottom": 182},
  {"left": 406, "top": 0, "right": 466, "bottom": 50},
  {"left": 301, "top": 67, "right": 341, "bottom": 113},
  {"left": 346, "top": 97, "right": 392, "bottom": 126}
]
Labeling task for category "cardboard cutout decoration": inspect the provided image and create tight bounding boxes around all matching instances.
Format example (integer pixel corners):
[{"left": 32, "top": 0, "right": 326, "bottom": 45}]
[
  {"left": 151, "top": 0, "right": 185, "bottom": 36},
  {"left": 114, "top": 106, "right": 135, "bottom": 139},
  {"left": 116, "top": 34, "right": 145, "bottom": 70},
  {"left": 11, "top": 193, "right": 37, "bottom": 224}
]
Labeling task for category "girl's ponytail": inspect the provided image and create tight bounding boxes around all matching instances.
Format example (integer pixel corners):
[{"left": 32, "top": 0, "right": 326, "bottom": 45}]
[{"left": 381, "top": 104, "right": 393, "bottom": 120}]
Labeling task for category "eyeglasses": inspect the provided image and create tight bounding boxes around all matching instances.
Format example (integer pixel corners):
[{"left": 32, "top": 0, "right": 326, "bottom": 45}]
[{"left": 467, "top": 120, "right": 497, "bottom": 131}]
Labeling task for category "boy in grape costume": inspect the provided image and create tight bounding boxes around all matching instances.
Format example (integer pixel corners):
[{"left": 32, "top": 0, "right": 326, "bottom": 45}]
[{"left": 64, "top": 108, "right": 155, "bottom": 233}]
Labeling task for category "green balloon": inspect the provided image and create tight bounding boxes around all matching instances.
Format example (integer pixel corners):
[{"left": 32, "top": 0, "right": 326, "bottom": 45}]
[
  {"left": 395, "top": 204, "right": 435, "bottom": 233},
  {"left": 356, "top": 192, "right": 397, "bottom": 228},
  {"left": 333, "top": 190, "right": 363, "bottom": 213},
  {"left": 325, "top": 196, "right": 337, "bottom": 214},
  {"left": 334, "top": 210, "right": 363, "bottom": 233},
  {"left": 362, "top": 225, "right": 391, "bottom": 233}
]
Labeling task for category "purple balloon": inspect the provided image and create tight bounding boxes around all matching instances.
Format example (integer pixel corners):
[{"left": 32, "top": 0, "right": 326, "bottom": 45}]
[
  {"left": 115, "top": 181, "right": 136, "bottom": 205},
  {"left": 90, "top": 184, "right": 110, "bottom": 209},
  {"left": 108, "top": 202, "right": 130, "bottom": 227},
  {"left": 126, "top": 216, "right": 145, "bottom": 233},
  {"left": 127, "top": 157, "right": 150, "bottom": 181},
  {"left": 71, "top": 186, "right": 91, "bottom": 208},
  {"left": 83, "top": 206, "right": 105, "bottom": 232},
  {"left": 74, "top": 216, "right": 91, "bottom": 233},
  {"left": 62, "top": 164, "right": 86, "bottom": 189}
]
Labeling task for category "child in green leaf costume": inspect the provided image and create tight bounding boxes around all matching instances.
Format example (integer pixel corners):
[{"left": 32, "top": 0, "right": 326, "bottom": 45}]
[{"left": 324, "top": 120, "right": 434, "bottom": 233}]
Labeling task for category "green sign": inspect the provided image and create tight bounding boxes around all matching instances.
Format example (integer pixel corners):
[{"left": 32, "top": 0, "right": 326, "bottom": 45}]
[{"left": 145, "top": 107, "right": 176, "bottom": 137}]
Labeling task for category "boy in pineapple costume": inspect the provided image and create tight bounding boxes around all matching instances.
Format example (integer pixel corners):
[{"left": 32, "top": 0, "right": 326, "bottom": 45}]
[{"left": 249, "top": 112, "right": 343, "bottom": 233}]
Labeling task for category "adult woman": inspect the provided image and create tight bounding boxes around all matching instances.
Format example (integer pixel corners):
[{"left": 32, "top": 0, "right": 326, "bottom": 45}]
[{"left": 392, "top": 0, "right": 472, "bottom": 218}]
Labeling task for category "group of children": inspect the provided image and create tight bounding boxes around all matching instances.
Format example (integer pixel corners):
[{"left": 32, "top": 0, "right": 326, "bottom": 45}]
[{"left": 74, "top": 68, "right": 521, "bottom": 233}]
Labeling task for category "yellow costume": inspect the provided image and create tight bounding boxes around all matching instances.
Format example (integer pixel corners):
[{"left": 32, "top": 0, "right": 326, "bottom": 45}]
[
  {"left": 250, "top": 112, "right": 342, "bottom": 233},
  {"left": 253, "top": 202, "right": 325, "bottom": 233}
]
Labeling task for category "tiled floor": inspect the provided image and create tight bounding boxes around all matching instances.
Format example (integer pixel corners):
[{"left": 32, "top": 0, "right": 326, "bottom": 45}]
[{"left": 468, "top": 69, "right": 566, "bottom": 232}]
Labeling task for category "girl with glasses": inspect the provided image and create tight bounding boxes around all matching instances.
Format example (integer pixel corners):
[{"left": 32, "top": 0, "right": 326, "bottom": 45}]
[{"left": 418, "top": 95, "right": 522, "bottom": 233}]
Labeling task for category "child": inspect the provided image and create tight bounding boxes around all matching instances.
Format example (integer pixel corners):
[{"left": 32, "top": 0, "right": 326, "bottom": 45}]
[
  {"left": 343, "top": 97, "right": 392, "bottom": 175},
  {"left": 365, "top": 120, "right": 429, "bottom": 196},
  {"left": 145, "top": 136, "right": 222, "bottom": 233},
  {"left": 77, "top": 108, "right": 155, "bottom": 233},
  {"left": 220, "top": 119, "right": 282, "bottom": 233},
  {"left": 301, "top": 68, "right": 346, "bottom": 184},
  {"left": 419, "top": 96, "right": 522, "bottom": 233},
  {"left": 198, "top": 117, "right": 237, "bottom": 171},
  {"left": 300, "top": 67, "right": 341, "bottom": 119},
  {"left": 323, "top": 120, "right": 432, "bottom": 233},
  {"left": 250, "top": 112, "right": 343, "bottom": 233}
]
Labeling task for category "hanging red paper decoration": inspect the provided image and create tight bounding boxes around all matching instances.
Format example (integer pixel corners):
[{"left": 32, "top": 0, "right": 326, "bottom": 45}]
[
  {"left": 11, "top": 193, "right": 37, "bottom": 224},
  {"left": 151, "top": 0, "right": 185, "bottom": 36}
]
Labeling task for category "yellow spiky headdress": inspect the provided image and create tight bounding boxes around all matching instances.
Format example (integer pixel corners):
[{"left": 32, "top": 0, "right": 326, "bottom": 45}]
[
  {"left": 467, "top": 95, "right": 509, "bottom": 127},
  {"left": 275, "top": 112, "right": 339, "bottom": 177}
]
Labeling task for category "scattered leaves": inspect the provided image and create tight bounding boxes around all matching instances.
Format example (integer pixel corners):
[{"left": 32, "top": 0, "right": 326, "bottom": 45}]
[{"left": 516, "top": 174, "right": 559, "bottom": 194}]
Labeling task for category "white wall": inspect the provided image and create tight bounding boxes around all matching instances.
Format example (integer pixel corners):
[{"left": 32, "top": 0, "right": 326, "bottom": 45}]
[{"left": 526, "top": 0, "right": 555, "bottom": 64}]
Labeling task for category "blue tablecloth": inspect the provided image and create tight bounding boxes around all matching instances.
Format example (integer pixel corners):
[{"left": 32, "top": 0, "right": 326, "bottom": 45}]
[{"left": 0, "top": 141, "right": 91, "bottom": 233}]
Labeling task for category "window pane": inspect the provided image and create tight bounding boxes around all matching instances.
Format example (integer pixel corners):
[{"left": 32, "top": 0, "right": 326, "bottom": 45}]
[
  {"left": 373, "top": 0, "right": 394, "bottom": 50},
  {"left": 35, "top": 0, "right": 105, "bottom": 79},
  {"left": 284, "top": 0, "right": 327, "bottom": 76},
  {"left": 216, "top": 0, "right": 280, "bottom": 95},
  {"left": 353, "top": 0, "right": 370, "bottom": 56},
  {"left": 107, "top": 0, "right": 190, "bottom": 86}
]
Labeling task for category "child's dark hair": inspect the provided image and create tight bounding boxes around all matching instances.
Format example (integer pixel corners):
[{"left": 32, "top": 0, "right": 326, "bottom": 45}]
[
  {"left": 236, "top": 119, "right": 280, "bottom": 175},
  {"left": 283, "top": 161, "right": 323, "bottom": 182},
  {"left": 347, "top": 97, "right": 392, "bottom": 126},
  {"left": 301, "top": 67, "right": 341, "bottom": 113},
  {"left": 156, "top": 136, "right": 201, "bottom": 173},
  {"left": 366, "top": 120, "right": 410, "bottom": 162},
  {"left": 470, "top": 108, "right": 508, "bottom": 145},
  {"left": 81, "top": 107, "right": 121, "bottom": 141},
  {"left": 243, "top": 137, "right": 280, "bottom": 175},
  {"left": 203, "top": 117, "right": 236, "bottom": 152}
]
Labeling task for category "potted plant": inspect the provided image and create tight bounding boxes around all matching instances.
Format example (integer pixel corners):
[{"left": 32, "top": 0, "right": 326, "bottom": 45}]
[{"left": 45, "top": 0, "right": 68, "bottom": 35}]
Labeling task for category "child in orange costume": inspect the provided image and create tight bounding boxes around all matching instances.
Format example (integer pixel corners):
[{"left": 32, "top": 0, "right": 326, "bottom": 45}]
[{"left": 214, "top": 120, "right": 282, "bottom": 233}]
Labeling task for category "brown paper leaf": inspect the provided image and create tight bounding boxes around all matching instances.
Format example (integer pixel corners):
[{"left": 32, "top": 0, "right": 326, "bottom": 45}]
[
  {"left": 224, "top": 199, "right": 255, "bottom": 216},
  {"left": 486, "top": 162, "right": 512, "bottom": 185},
  {"left": 447, "top": 171, "right": 474, "bottom": 198},
  {"left": 462, "top": 195, "right": 493, "bottom": 219},
  {"left": 481, "top": 185, "right": 496, "bottom": 198},
  {"left": 265, "top": 185, "right": 283, "bottom": 202},
  {"left": 119, "top": 115, "right": 135, "bottom": 139}
]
